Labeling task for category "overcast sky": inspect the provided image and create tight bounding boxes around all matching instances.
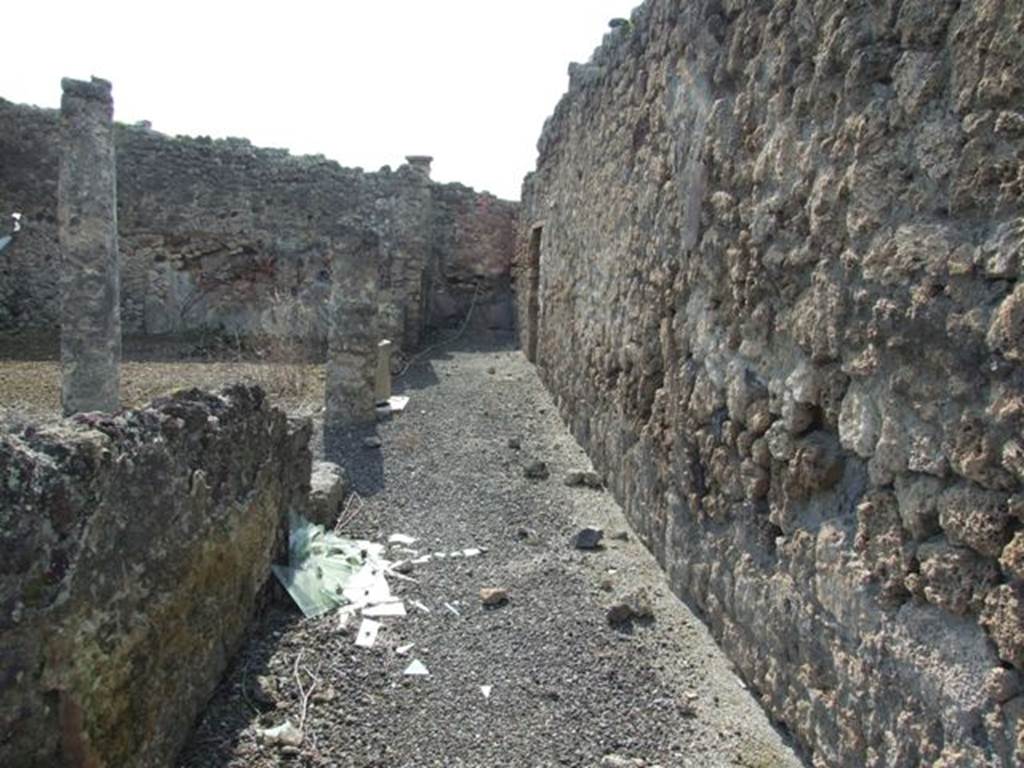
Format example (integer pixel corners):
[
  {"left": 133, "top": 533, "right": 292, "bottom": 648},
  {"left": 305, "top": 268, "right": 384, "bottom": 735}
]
[{"left": 1, "top": 1, "right": 638, "bottom": 200}]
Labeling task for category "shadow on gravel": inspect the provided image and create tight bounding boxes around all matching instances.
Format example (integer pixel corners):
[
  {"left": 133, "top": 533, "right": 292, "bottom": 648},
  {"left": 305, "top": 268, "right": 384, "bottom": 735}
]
[
  {"left": 178, "top": 607, "right": 302, "bottom": 767},
  {"left": 322, "top": 422, "right": 385, "bottom": 496}
]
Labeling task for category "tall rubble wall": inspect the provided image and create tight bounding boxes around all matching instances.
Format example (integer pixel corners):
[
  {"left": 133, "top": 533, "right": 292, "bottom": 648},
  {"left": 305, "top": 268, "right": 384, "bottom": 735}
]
[
  {"left": 0, "top": 386, "right": 311, "bottom": 767},
  {"left": 0, "top": 100, "right": 517, "bottom": 348},
  {"left": 517, "top": 1, "right": 1023, "bottom": 765}
]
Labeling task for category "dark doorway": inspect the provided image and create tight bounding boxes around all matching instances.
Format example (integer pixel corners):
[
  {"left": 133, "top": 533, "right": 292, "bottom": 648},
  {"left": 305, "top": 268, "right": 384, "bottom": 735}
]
[{"left": 526, "top": 225, "right": 542, "bottom": 363}]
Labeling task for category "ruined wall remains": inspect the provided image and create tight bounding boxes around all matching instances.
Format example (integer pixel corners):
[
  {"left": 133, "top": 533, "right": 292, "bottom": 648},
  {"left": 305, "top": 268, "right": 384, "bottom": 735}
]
[
  {"left": 0, "top": 386, "right": 311, "bottom": 767},
  {"left": 0, "top": 98, "right": 517, "bottom": 350},
  {"left": 431, "top": 184, "right": 519, "bottom": 332},
  {"left": 518, "top": 1, "right": 1023, "bottom": 765}
]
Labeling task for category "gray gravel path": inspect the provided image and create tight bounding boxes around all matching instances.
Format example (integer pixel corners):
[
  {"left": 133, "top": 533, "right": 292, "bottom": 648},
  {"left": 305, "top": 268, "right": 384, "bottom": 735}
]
[{"left": 180, "top": 334, "right": 802, "bottom": 768}]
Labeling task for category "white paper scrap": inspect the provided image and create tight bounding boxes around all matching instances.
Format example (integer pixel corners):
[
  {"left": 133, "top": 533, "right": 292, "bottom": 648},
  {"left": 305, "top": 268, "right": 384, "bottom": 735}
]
[
  {"left": 481, "top": 685, "right": 493, "bottom": 700},
  {"left": 463, "top": 548, "right": 483, "bottom": 558},
  {"left": 355, "top": 618, "right": 381, "bottom": 648},
  {"left": 388, "top": 395, "right": 410, "bottom": 412},
  {"left": 363, "top": 601, "right": 407, "bottom": 618},
  {"left": 396, "top": 643, "right": 415, "bottom": 656},
  {"left": 388, "top": 533, "right": 418, "bottom": 546},
  {"left": 444, "top": 602, "right": 461, "bottom": 617},
  {"left": 411, "top": 555, "right": 433, "bottom": 565},
  {"left": 410, "top": 600, "right": 431, "bottom": 613},
  {"left": 404, "top": 659, "right": 430, "bottom": 676}
]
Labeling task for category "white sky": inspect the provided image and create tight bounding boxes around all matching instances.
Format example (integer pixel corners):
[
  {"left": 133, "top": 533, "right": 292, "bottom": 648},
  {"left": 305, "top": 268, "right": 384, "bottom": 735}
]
[{"left": 1, "top": 1, "right": 638, "bottom": 200}]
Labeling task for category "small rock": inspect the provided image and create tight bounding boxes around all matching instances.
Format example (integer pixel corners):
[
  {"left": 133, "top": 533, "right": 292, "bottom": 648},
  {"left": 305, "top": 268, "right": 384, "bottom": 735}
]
[
  {"left": 308, "top": 461, "right": 346, "bottom": 526},
  {"left": 480, "top": 587, "right": 509, "bottom": 606},
  {"left": 311, "top": 686, "right": 337, "bottom": 703},
  {"left": 524, "top": 460, "right": 549, "bottom": 480},
  {"left": 393, "top": 560, "right": 415, "bottom": 575},
  {"left": 487, "top": 366, "right": 496, "bottom": 374},
  {"left": 573, "top": 526, "right": 605, "bottom": 550},
  {"left": 608, "top": 588, "right": 655, "bottom": 626},
  {"left": 517, "top": 527, "right": 540, "bottom": 545},
  {"left": 607, "top": 602, "right": 636, "bottom": 625},
  {"left": 601, "top": 755, "right": 646, "bottom": 767},
  {"left": 363, "top": 436, "right": 382, "bottom": 449},
  {"left": 249, "top": 675, "right": 278, "bottom": 706},
  {"left": 564, "top": 470, "right": 603, "bottom": 488},
  {"left": 599, "top": 576, "right": 615, "bottom": 592},
  {"left": 256, "top": 720, "right": 303, "bottom": 747},
  {"left": 507, "top": 437, "right": 522, "bottom": 450}
]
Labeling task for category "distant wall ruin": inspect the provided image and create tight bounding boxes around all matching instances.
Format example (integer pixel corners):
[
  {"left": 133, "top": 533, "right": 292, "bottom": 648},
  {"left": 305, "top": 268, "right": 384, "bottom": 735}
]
[
  {"left": 0, "top": 386, "right": 311, "bottom": 767},
  {"left": 518, "top": 1, "right": 1023, "bottom": 765},
  {"left": 0, "top": 99, "right": 518, "bottom": 350}
]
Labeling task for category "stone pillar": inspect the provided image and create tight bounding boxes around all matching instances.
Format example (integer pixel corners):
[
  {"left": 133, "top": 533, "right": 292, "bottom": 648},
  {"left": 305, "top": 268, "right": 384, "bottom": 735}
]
[
  {"left": 325, "top": 235, "right": 378, "bottom": 425},
  {"left": 398, "top": 155, "right": 434, "bottom": 350},
  {"left": 375, "top": 339, "right": 392, "bottom": 404},
  {"left": 58, "top": 77, "right": 120, "bottom": 415}
]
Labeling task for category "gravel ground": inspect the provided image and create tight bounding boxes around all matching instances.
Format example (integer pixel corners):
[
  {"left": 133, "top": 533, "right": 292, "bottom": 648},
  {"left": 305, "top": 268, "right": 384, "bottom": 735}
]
[
  {"left": 179, "top": 333, "right": 803, "bottom": 768},
  {"left": 0, "top": 331, "right": 324, "bottom": 425}
]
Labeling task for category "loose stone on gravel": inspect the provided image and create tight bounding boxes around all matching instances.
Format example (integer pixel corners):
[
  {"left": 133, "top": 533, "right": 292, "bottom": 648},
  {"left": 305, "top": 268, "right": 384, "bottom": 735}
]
[
  {"left": 362, "top": 435, "right": 382, "bottom": 449},
  {"left": 523, "top": 459, "right": 549, "bottom": 479},
  {"left": 608, "top": 589, "right": 656, "bottom": 627},
  {"left": 480, "top": 587, "right": 510, "bottom": 606},
  {"left": 564, "top": 470, "right": 602, "bottom": 488},
  {"left": 574, "top": 525, "right": 605, "bottom": 550},
  {"left": 517, "top": 526, "right": 541, "bottom": 545}
]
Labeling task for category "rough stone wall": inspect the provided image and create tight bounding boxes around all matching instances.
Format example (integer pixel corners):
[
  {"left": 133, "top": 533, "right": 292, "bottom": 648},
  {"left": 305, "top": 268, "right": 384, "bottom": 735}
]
[
  {"left": 517, "top": 1, "right": 1023, "bottom": 766},
  {"left": 430, "top": 184, "right": 519, "bottom": 332},
  {"left": 0, "top": 102, "right": 60, "bottom": 329},
  {"left": 0, "top": 98, "right": 518, "bottom": 349},
  {"left": 0, "top": 386, "right": 311, "bottom": 767}
]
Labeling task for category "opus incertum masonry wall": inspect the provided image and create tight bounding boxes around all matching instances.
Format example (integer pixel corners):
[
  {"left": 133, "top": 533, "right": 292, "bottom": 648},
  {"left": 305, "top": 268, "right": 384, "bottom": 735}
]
[
  {"left": 517, "top": 1, "right": 1024, "bottom": 766},
  {"left": 0, "top": 99, "right": 518, "bottom": 352}
]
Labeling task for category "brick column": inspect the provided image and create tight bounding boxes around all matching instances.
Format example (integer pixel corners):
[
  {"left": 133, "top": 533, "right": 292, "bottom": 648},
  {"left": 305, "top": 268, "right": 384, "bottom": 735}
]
[{"left": 58, "top": 77, "right": 120, "bottom": 415}]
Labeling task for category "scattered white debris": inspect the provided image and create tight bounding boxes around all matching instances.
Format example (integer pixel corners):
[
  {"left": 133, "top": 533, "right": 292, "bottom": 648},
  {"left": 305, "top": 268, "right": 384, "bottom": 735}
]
[
  {"left": 363, "top": 601, "right": 407, "bottom": 618},
  {"left": 388, "top": 533, "right": 418, "bottom": 546},
  {"left": 388, "top": 395, "right": 410, "bottom": 412},
  {"left": 481, "top": 685, "right": 493, "bottom": 700},
  {"left": 444, "top": 602, "right": 461, "bottom": 617},
  {"left": 434, "top": 552, "right": 447, "bottom": 560},
  {"left": 256, "top": 720, "right": 303, "bottom": 747},
  {"left": 404, "top": 659, "right": 429, "bottom": 676},
  {"left": 463, "top": 548, "right": 483, "bottom": 558},
  {"left": 411, "top": 555, "right": 433, "bottom": 565},
  {"left": 396, "top": 643, "right": 415, "bottom": 656},
  {"left": 410, "top": 600, "right": 431, "bottom": 614},
  {"left": 355, "top": 618, "right": 382, "bottom": 648}
]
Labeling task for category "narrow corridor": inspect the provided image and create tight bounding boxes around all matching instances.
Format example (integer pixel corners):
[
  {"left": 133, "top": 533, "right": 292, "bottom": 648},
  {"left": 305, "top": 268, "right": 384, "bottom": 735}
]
[{"left": 181, "top": 336, "right": 800, "bottom": 768}]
